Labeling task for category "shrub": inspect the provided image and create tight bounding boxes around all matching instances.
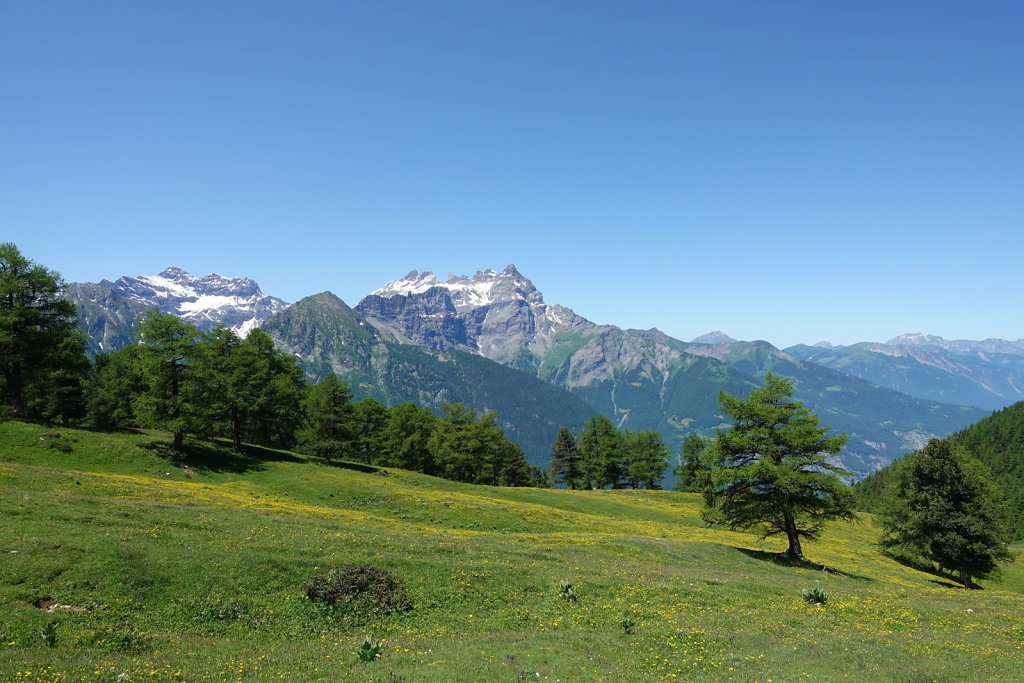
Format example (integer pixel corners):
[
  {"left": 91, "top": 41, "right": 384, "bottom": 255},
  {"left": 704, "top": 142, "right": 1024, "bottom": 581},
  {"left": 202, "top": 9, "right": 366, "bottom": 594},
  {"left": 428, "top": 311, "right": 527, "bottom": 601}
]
[
  {"left": 304, "top": 564, "right": 413, "bottom": 615},
  {"left": 801, "top": 587, "right": 828, "bottom": 605},
  {"left": 557, "top": 580, "right": 578, "bottom": 602}
]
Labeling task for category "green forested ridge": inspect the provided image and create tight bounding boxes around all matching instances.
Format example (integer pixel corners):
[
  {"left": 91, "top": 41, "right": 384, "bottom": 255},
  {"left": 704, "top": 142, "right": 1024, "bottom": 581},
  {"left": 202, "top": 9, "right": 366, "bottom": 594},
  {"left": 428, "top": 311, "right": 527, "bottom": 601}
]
[
  {"left": 856, "top": 401, "right": 1024, "bottom": 541},
  {"left": 2, "top": 419, "right": 1023, "bottom": 681},
  {"left": 687, "top": 340, "right": 988, "bottom": 477},
  {"left": 260, "top": 292, "right": 597, "bottom": 466}
]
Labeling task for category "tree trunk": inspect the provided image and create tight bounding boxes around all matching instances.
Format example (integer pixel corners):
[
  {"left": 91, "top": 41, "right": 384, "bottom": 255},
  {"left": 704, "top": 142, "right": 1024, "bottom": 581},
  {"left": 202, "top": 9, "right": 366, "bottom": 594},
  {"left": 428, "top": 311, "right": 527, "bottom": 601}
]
[
  {"left": 231, "top": 406, "right": 242, "bottom": 452},
  {"left": 172, "top": 429, "right": 184, "bottom": 452},
  {"left": 960, "top": 567, "right": 974, "bottom": 590},
  {"left": 782, "top": 511, "right": 806, "bottom": 561}
]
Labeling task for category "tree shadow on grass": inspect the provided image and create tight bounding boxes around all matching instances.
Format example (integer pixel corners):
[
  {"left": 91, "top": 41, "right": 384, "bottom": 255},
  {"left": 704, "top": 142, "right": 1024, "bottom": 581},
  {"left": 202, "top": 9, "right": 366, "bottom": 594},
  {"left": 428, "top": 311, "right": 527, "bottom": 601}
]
[
  {"left": 317, "top": 460, "right": 386, "bottom": 475},
  {"left": 879, "top": 548, "right": 975, "bottom": 588},
  {"left": 140, "top": 439, "right": 306, "bottom": 475},
  {"left": 734, "top": 547, "right": 875, "bottom": 582}
]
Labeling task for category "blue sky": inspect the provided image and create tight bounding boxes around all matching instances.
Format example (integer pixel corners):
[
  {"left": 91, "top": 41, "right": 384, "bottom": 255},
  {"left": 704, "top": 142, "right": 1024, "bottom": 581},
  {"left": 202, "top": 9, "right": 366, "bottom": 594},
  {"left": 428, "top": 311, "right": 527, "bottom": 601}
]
[{"left": 3, "top": 1, "right": 1022, "bottom": 348}]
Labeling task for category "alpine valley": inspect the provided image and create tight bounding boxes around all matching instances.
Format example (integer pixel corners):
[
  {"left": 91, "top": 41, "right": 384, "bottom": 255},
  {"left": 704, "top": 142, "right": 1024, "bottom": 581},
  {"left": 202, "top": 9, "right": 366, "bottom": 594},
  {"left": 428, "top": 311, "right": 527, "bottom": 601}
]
[{"left": 69, "top": 265, "right": 996, "bottom": 479}]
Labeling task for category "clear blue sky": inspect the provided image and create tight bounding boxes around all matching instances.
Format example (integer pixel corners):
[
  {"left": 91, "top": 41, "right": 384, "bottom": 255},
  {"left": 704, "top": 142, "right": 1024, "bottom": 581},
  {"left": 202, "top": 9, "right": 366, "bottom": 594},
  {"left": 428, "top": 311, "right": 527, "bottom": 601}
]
[{"left": 3, "top": 1, "right": 1022, "bottom": 348}]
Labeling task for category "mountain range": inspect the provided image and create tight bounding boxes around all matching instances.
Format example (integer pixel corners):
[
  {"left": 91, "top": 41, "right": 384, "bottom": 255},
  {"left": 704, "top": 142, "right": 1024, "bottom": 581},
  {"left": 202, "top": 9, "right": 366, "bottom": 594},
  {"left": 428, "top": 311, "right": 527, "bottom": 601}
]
[
  {"left": 67, "top": 264, "right": 1003, "bottom": 478},
  {"left": 785, "top": 335, "right": 1024, "bottom": 411}
]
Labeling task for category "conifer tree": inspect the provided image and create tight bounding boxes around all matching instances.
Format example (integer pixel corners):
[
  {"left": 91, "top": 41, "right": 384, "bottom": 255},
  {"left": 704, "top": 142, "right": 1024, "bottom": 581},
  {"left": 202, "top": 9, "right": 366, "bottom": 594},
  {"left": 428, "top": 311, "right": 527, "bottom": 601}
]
[
  {"left": 0, "top": 243, "right": 88, "bottom": 419},
  {"left": 134, "top": 309, "right": 202, "bottom": 451},
  {"left": 880, "top": 438, "right": 1012, "bottom": 589},
  {"left": 236, "top": 328, "right": 305, "bottom": 448},
  {"left": 352, "top": 397, "right": 390, "bottom": 462},
  {"left": 674, "top": 433, "right": 708, "bottom": 492},
  {"left": 379, "top": 403, "right": 437, "bottom": 474},
  {"left": 623, "top": 430, "right": 669, "bottom": 489},
  {"left": 86, "top": 346, "right": 145, "bottom": 429},
  {"left": 704, "top": 373, "right": 855, "bottom": 562},
  {"left": 578, "top": 415, "right": 626, "bottom": 489},
  {"left": 549, "top": 426, "right": 583, "bottom": 489},
  {"left": 297, "top": 373, "right": 356, "bottom": 463}
]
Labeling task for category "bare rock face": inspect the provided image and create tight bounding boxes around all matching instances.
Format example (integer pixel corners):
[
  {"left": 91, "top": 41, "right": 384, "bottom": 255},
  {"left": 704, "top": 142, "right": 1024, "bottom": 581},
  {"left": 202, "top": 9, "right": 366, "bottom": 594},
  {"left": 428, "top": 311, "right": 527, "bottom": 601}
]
[{"left": 356, "top": 264, "right": 592, "bottom": 368}]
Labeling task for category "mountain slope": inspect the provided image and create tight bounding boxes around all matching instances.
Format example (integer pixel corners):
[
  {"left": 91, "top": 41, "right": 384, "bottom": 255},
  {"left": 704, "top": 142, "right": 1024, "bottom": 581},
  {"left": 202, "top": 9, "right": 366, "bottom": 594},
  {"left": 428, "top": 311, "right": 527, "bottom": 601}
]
[
  {"left": 357, "top": 267, "right": 986, "bottom": 478},
  {"left": 685, "top": 340, "right": 988, "bottom": 475},
  {"left": 260, "top": 292, "right": 597, "bottom": 465},
  {"left": 856, "top": 401, "right": 1024, "bottom": 541},
  {"left": 786, "top": 340, "right": 1024, "bottom": 410},
  {"left": 67, "top": 267, "right": 288, "bottom": 355}
]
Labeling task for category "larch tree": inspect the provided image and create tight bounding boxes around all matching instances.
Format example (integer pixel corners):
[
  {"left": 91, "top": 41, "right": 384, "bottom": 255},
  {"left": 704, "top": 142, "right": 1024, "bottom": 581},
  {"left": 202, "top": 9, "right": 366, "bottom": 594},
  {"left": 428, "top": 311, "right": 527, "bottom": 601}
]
[
  {"left": 880, "top": 438, "right": 1012, "bottom": 589},
  {"left": 578, "top": 415, "right": 625, "bottom": 489},
  {"left": 549, "top": 426, "right": 583, "bottom": 489},
  {"left": 674, "top": 433, "right": 709, "bottom": 493},
  {"left": 704, "top": 373, "right": 855, "bottom": 562},
  {"left": 134, "top": 309, "right": 202, "bottom": 451},
  {"left": 0, "top": 243, "right": 88, "bottom": 419}
]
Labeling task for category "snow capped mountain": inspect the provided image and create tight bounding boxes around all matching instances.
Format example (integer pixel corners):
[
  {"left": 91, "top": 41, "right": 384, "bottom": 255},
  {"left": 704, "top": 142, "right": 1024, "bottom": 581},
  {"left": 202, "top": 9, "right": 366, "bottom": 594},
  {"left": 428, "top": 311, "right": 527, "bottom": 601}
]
[
  {"left": 104, "top": 266, "right": 289, "bottom": 335},
  {"left": 358, "top": 264, "right": 591, "bottom": 364},
  {"left": 371, "top": 264, "right": 544, "bottom": 311},
  {"left": 68, "top": 267, "right": 289, "bottom": 355}
]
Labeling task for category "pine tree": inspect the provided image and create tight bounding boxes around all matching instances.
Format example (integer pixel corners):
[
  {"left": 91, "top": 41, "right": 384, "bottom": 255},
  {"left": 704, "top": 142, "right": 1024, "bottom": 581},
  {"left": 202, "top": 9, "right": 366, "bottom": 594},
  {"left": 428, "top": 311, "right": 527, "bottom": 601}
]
[
  {"left": 549, "top": 426, "right": 583, "bottom": 489},
  {"left": 236, "top": 329, "right": 305, "bottom": 449},
  {"left": 86, "top": 346, "right": 145, "bottom": 429},
  {"left": 0, "top": 243, "right": 88, "bottom": 419},
  {"left": 378, "top": 403, "right": 437, "bottom": 474},
  {"left": 623, "top": 430, "right": 669, "bottom": 489},
  {"left": 352, "top": 397, "right": 390, "bottom": 463},
  {"left": 674, "top": 433, "right": 708, "bottom": 492},
  {"left": 705, "top": 373, "right": 855, "bottom": 562},
  {"left": 578, "top": 415, "right": 626, "bottom": 489},
  {"left": 297, "top": 373, "right": 356, "bottom": 463},
  {"left": 134, "top": 309, "right": 202, "bottom": 451},
  {"left": 880, "top": 438, "right": 1012, "bottom": 589}
]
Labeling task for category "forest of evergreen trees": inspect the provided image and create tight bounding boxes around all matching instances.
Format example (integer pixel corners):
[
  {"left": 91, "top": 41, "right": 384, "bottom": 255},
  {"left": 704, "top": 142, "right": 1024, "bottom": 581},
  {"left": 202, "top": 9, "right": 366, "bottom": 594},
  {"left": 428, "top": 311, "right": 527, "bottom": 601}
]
[{"left": 0, "top": 243, "right": 550, "bottom": 487}]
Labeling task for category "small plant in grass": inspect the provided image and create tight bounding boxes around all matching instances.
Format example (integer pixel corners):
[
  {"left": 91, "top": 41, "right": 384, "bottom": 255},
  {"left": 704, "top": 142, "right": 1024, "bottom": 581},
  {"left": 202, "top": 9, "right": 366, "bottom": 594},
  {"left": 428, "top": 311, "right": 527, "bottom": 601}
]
[
  {"left": 40, "top": 620, "right": 59, "bottom": 647},
  {"left": 557, "top": 579, "right": 578, "bottom": 602},
  {"left": 802, "top": 587, "right": 829, "bottom": 605},
  {"left": 304, "top": 564, "right": 413, "bottom": 615},
  {"left": 356, "top": 635, "right": 384, "bottom": 662},
  {"left": 621, "top": 611, "right": 638, "bottom": 635}
]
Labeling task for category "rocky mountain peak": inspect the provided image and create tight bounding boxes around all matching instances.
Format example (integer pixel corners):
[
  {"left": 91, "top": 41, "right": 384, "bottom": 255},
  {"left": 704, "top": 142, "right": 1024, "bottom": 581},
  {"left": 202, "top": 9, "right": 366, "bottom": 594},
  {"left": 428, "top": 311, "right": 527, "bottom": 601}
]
[
  {"left": 690, "top": 331, "right": 738, "bottom": 345},
  {"left": 887, "top": 332, "right": 946, "bottom": 346},
  {"left": 370, "top": 264, "right": 543, "bottom": 310},
  {"left": 68, "top": 267, "right": 289, "bottom": 354}
]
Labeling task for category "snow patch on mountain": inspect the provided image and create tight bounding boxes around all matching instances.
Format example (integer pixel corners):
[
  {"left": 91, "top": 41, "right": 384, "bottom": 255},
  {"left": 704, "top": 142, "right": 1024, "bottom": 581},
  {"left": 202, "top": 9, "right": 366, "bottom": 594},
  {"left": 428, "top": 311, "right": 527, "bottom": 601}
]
[
  {"left": 107, "top": 267, "right": 289, "bottom": 336},
  {"left": 371, "top": 264, "right": 543, "bottom": 312}
]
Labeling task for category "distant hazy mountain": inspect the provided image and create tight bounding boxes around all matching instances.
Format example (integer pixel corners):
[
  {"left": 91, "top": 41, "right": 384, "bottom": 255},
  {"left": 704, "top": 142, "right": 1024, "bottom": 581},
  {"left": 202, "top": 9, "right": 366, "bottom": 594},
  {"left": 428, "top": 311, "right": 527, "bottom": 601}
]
[
  {"left": 68, "top": 267, "right": 288, "bottom": 356},
  {"left": 786, "top": 334, "right": 1024, "bottom": 410},
  {"left": 357, "top": 267, "right": 986, "bottom": 477},
  {"left": 684, "top": 339, "right": 987, "bottom": 475},
  {"left": 259, "top": 291, "right": 597, "bottom": 465}
]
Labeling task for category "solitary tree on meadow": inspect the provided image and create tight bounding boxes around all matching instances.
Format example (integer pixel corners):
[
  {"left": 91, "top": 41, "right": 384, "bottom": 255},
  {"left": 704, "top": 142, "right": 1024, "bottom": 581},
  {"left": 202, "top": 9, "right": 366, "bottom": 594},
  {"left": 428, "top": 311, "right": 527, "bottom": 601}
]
[{"left": 703, "top": 373, "right": 855, "bottom": 562}]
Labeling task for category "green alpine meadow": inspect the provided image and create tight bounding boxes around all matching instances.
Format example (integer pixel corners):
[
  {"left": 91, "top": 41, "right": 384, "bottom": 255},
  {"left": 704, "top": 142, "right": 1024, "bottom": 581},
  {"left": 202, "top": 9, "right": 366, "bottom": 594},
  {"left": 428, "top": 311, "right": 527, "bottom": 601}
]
[{"left": 2, "top": 420, "right": 1024, "bottom": 682}]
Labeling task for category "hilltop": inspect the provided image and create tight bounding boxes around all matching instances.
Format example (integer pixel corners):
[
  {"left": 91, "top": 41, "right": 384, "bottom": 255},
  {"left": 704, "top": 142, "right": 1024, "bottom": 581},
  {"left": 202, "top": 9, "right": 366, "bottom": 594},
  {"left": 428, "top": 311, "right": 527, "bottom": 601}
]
[{"left": 2, "top": 421, "right": 1023, "bottom": 681}]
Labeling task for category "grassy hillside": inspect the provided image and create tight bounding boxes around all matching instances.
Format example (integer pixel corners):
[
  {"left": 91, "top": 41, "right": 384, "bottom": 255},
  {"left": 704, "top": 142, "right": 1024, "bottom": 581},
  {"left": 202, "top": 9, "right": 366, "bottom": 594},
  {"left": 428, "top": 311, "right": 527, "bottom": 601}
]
[{"left": 2, "top": 421, "right": 1024, "bottom": 682}]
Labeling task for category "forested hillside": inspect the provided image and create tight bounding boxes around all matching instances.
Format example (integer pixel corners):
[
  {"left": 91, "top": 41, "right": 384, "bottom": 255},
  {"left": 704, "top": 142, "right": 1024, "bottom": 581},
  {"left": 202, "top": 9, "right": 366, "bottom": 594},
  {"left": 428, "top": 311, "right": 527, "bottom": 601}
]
[{"left": 856, "top": 402, "right": 1024, "bottom": 541}]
